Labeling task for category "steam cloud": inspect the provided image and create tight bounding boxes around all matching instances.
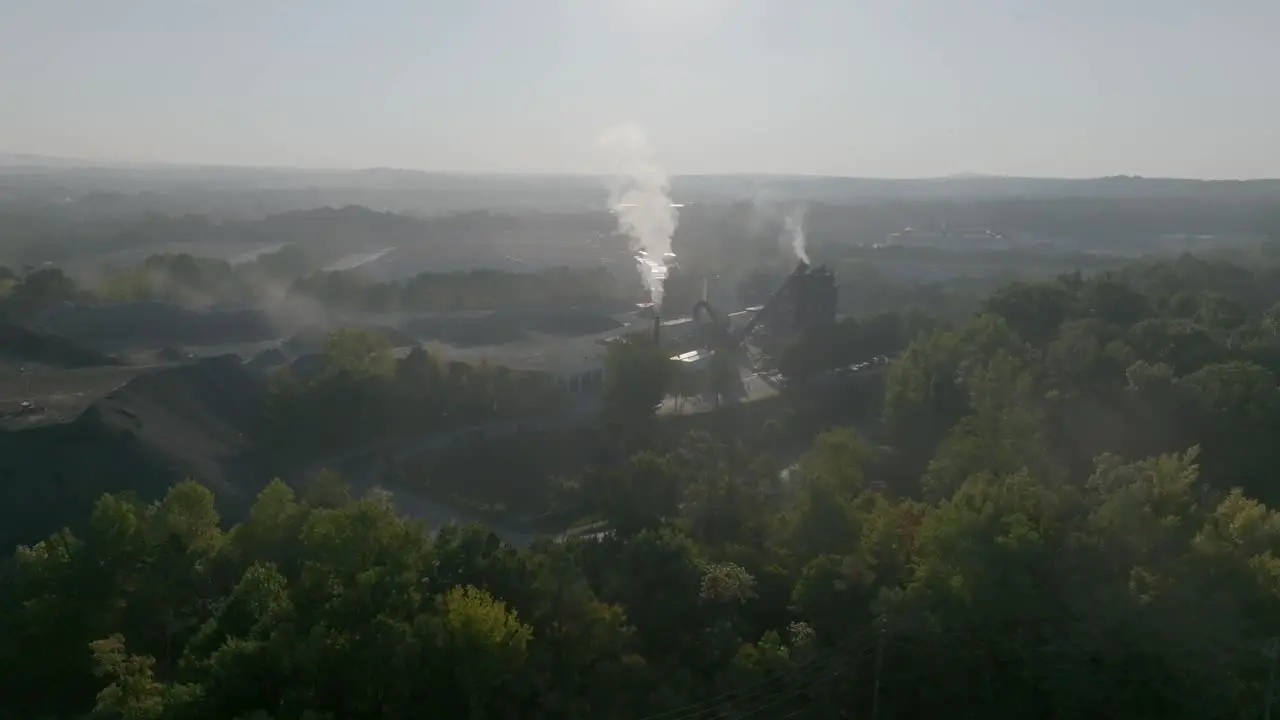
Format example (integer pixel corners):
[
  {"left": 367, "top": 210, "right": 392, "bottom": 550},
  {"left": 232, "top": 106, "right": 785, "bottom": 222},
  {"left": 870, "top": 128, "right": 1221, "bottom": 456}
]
[
  {"left": 784, "top": 206, "right": 810, "bottom": 264},
  {"left": 598, "top": 123, "right": 677, "bottom": 309}
]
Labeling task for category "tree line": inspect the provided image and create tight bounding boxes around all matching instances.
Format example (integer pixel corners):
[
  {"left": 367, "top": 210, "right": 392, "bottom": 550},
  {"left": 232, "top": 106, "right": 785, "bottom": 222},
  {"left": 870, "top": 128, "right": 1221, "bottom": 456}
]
[
  {"left": 8, "top": 251, "right": 1280, "bottom": 717},
  {"left": 288, "top": 265, "right": 632, "bottom": 314},
  {"left": 0, "top": 254, "right": 638, "bottom": 325},
  {"left": 260, "top": 328, "right": 569, "bottom": 465}
]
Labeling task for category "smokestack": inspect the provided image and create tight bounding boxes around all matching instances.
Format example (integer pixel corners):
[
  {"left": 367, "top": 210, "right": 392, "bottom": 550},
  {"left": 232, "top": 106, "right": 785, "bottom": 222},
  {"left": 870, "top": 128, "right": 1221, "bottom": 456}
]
[
  {"left": 600, "top": 123, "right": 677, "bottom": 308},
  {"left": 653, "top": 314, "right": 662, "bottom": 344}
]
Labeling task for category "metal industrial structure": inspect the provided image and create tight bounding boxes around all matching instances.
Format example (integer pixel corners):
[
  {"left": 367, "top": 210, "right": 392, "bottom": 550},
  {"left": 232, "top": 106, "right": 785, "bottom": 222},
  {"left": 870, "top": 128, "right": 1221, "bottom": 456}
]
[
  {"left": 689, "top": 260, "right": 838, "bottom": 372},
  {"left": 534, "top": 259, "right": 838, "bottom": 406}
]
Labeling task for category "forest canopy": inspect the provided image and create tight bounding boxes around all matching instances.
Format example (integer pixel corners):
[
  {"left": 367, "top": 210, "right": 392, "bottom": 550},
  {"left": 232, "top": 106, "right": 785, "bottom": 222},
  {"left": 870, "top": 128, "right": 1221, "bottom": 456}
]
[{"left": 8, "top": 251, "right": 1280, "bottom": 718}]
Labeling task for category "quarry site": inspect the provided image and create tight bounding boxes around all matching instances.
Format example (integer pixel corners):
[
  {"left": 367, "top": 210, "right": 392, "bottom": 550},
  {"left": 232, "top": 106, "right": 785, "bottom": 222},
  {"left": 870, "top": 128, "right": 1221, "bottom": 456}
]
[
  {"left": 4, "top": 156, "right": 1274, "bottom": 552},
  {"left": 9, "top": 4, "right": 1280, "bottom": 716},
  {"left": 3, "top": 142, "right": 917, "bottom": 554}
]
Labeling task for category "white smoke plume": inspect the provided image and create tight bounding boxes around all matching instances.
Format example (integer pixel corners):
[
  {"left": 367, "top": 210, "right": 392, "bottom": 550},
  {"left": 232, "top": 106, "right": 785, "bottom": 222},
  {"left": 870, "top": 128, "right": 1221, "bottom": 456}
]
[
  {"left": 598, "top": 123, "right": 677, "bottom": 309},
  {"left": 783, "top": 205, "right": 810, "bottom": 264}
]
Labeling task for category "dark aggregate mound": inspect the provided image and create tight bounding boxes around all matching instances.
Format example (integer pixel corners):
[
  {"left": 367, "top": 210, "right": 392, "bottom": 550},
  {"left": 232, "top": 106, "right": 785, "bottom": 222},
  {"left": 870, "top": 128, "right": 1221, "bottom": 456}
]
[
  {"left": 0, "top": 355, "right": 268, "bottom": 550},
  {"left": 285, "top": 352, "right": 327, "bottom": 379},
  {"left": 398, "top": 309, "right": 621, "bottom": 348},
  {"left": 156, "top": 346, "right": 193, "bottom": 362},
  {"left": 281, "top": 326, "right": 326, "bottom": 355},
  {"left": 246, "top": 347, "right": 289, "bottom": 374},
  {"left": 490, "top": 308, "right": 623, "bottom": 336},
  {"left": 375, "top": 325, "right": 420, "bottom": 347},
  {"left": 400, "top": 315, "right": 529, "bottom": 347},
  {"left": 40, "top": 301, "right": 279, "bottom": 351},
  {"left": 0, "top": 321, "right": 119, "bottom": 368},
  {"left": 282, "top": 324, "right": 418, "bottom": 355}
]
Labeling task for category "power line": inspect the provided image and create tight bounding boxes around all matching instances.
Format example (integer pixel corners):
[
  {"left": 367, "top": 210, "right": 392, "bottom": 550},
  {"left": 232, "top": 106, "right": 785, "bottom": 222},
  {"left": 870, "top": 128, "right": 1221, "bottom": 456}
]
[
  {"left": 734, "top": 659, "right": 862, "bottom": 720},
  {"left": 870, "top": 617, "right": 886, "bottom": 720},
  {"left": 734, "top": 639, "right": 886, "bottom": 720},
  {"left": 1266, "top": 637, "right": 1278, "bottom": 720}
]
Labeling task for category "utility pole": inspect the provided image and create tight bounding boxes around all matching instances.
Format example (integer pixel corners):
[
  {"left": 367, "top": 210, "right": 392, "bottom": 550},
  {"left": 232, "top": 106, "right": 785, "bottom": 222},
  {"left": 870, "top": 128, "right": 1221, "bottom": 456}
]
[
  {"left": 871, "top": 617, "right": 887, "bottom": 720},
  {"left": 1266, "top": 638, "right": 1279, "bottom": 720}
]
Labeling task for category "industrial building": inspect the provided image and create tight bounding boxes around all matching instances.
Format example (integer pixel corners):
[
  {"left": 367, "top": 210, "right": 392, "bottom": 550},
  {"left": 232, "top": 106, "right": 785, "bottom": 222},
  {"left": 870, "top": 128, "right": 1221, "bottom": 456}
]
[
  {"left": 460, "top": 314, "right": 719, "bottom": 399},
  {"left": 416, "top": 260, "right": 839, "bottom": 404},
  {"left": 754, "top": 263, "right": 838, "bottom": 362}
]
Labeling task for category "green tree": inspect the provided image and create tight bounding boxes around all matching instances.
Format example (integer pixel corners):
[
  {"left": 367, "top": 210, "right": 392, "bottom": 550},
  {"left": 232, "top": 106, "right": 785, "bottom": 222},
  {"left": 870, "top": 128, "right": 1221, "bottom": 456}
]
[
  {"left": 601, "top": 334, "right": 676, "bottom": 424},
  {"left": 922, "top": 351, "right": 1057, "bottom": 500},
  {"left": 322, "top": 327, "right": 396, "bottom": 379},
  {"left": 982, "top": 279, "right": 1075, "bottom": 347},
  {"left": 90, "top": 635, "right": 201, "bottom": 720},
  {"left": 430, "top": 585, "right": 533, "bottom": 720},
  {"left": 299, "top": 467, "right": 353, "bottom": 509},
  {"left": 4, "top": 266, "right": 77, "bottom": 320},
  {"left": 588, "top": 452, "right": 684, "bottom": 537}
]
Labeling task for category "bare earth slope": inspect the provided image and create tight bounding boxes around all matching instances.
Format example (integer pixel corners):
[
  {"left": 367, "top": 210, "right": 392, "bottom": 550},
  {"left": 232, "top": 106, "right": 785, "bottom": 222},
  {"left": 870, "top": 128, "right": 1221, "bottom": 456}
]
[{"left": 0, "top": 356, "right": 267, "bottom": 549}]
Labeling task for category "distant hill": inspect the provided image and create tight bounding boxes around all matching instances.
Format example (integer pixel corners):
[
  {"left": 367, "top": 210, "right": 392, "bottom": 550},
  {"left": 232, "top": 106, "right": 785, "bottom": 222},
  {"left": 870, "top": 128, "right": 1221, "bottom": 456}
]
[
  {"left": 0, "top": 152, "right": 200, "bottom": 171},
  {"left": 0, "top": 152, "right": 127, "bottom": 169},
  {"left": 0, "top": 356, "right": 268, "bottom": 550},
  {"left": 669, "top": 173, "right": 1280, "bottom": 203},
  {"left": 4, "top": 152, "right": 1279, "bottom": 206}
]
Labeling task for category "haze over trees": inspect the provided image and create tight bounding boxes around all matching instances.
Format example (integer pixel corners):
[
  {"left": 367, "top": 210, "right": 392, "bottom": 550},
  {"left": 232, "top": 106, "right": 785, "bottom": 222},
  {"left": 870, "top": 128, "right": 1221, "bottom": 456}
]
[
  {"left": 6, "top": 164, "right": 1280, "bottom": 720},
  {"left": 261, "top": 332, "right": 568, "bottom": 464},
  {"left": 7, "top": 246, "right": 1280, "bottom": 717},
  {"left": 6, "top": 2, "right": 1280, "bottom": 711}
]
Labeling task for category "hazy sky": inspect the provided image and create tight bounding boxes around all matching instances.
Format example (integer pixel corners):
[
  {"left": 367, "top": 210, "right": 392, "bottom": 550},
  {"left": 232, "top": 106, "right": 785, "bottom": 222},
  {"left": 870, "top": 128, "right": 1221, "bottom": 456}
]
[{"left": 2, "top": 0, "right": 1277, "bottom": 178}]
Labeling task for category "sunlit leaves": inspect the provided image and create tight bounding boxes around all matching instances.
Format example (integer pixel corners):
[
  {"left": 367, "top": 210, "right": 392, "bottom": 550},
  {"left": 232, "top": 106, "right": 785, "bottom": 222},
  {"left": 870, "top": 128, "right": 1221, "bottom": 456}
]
[
  {"left": 698, "top": 562, "right": 757, "bottom": 605},
  {"left": 431, "top": 585, "right": 533, "bottom": 719},
  {"left": 321, "top": 327, "right": 396, "bottom": 380},
  {"left": 91, "top": 634, "right": 201, "bottom": 720}
]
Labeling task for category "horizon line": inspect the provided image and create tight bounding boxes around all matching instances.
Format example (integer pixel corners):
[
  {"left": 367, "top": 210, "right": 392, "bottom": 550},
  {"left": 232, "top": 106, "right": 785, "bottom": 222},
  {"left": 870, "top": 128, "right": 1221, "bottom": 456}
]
[{"left": 1, "top": 151, "right": 1278, "bottom": 184}]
